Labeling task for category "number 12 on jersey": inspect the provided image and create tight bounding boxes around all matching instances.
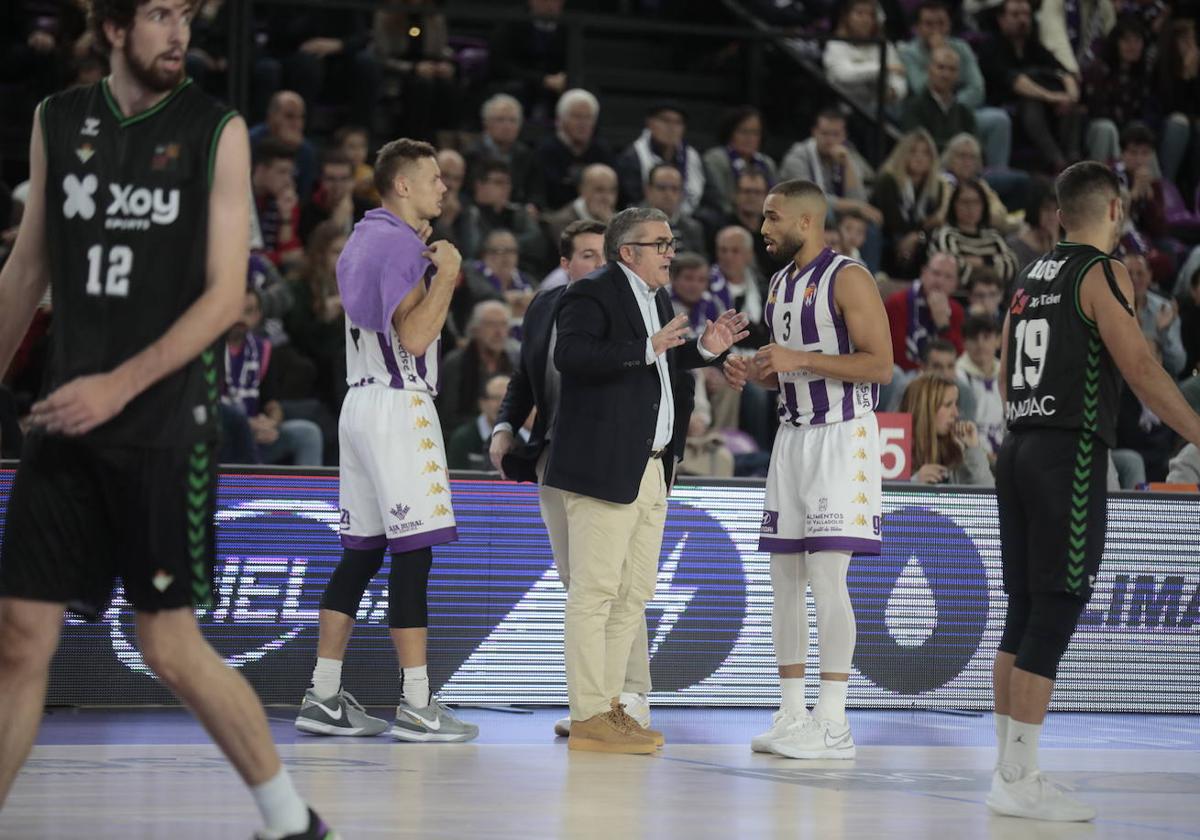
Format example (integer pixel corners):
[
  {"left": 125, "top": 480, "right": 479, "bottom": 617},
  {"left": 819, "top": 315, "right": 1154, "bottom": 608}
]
[
  {"left": 86, "top": 244, "right": 132, "bottom": 298},
  {"left": 1010, "top": 318, "right": 1049, "bottom": 390}
]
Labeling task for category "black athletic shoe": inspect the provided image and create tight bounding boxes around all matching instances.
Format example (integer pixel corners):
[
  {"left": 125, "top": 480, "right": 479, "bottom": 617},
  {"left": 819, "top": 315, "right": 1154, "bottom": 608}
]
[{"left": 253, "top": 808, "right": 339, "bottom": 840}]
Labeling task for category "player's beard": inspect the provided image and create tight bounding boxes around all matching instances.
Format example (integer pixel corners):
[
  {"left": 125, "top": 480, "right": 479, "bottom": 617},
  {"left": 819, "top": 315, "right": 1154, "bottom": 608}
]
[
  {"left": 123, "top": 42, "right": 185, "bottom": 93},
  {"left": 773, "top": 231, "right": 805, "bottom": 265}
]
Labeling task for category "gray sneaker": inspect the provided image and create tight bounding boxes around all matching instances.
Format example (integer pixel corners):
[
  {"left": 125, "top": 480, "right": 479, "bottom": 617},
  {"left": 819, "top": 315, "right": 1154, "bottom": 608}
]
[
  {"left": 391, "top": 696, "right": 479, "bottom": 742},
  {"left": 295, "top": 688, "right": 389, "bottom": 737}
]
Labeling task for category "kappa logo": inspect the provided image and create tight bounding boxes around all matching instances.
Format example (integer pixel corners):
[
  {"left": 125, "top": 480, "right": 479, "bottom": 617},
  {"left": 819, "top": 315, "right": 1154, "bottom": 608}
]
[
  {"left": 81, "top": 117, "right": 100, "bottom": 137},
  {"left": 427, "top": 483, "right": 447, "bottom": 496},
  {"left": 390, "top": 502, "right": 411, "bottom": 521},
  {"left": 63, "top": 174, "right": 98, "bottom": 219}
]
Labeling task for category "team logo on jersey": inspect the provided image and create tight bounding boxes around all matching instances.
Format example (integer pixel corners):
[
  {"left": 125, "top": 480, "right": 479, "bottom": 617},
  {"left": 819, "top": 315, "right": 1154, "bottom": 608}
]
[
  {"left": 75, "top": 143, "right": 95, "bottom": 164},
  {"left": 432, "top": 504, "right": 451, "bottom": 516},
  {"left": 390, "top": 503, "right": 411, "bottom": 522},
  {"left": 803, "top": 283, "right": 818, "bottom": 306},
  {"left": 62, "top": 174, "right": 98, "bottom": 219},
  {"left": 151, "top": 143, "right": 181, "bottom": 171},
  {"left": 80, "top": 117, "right": 100, "bottom": 137},
  {"left": 105, "top": 183, "right": 180, "bottom": 229}
]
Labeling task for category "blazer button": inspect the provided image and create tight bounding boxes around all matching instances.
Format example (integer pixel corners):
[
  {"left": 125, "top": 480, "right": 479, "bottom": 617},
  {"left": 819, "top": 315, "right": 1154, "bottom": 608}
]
[
  {"left": 651, "top": 402, "right": 659, "bottom": 411},
  {"left": 646, "top": 438, "right": 653, "bottom": 446}
]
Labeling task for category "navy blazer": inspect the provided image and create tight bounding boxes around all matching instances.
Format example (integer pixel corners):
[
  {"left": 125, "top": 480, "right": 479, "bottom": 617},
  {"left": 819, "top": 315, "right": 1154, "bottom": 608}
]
[
  {"left": 494, "top": 284, "right": 564, "bottom": 483},
  {"left": 544, "top": 261, "right": 718, "bottom": 504}
]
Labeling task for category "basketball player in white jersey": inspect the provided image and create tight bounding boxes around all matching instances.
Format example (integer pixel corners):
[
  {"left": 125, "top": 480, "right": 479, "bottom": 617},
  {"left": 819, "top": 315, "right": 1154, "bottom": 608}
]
[
  {"left": 726, "top": 179, "right": 893, "bottom": 758},
  {"left": 294, "top": 138, "right": 477, "bottom": 742}
]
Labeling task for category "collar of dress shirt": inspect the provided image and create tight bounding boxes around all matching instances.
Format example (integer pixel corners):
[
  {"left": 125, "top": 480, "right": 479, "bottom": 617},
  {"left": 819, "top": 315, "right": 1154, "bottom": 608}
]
[{"left": 617, "top": 261, "right": 660, "bottom": 304}]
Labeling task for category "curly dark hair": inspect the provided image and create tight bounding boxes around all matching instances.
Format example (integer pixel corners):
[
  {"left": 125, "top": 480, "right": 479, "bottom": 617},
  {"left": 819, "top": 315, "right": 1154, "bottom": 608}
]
[{"left": 86, "top": 1, "right": 201, "bottom": 54}]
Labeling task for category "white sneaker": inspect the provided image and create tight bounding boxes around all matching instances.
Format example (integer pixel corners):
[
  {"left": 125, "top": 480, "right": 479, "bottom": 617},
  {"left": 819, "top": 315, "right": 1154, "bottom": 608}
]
[
  {"left": 618, "top": 692, "right": 651, "bottom": 729},
  {"left": 750, "top": 709, "right": 801, "bottom": 753},
  {"left": 770, "top": 716, "right": 855, "bottom": 760},
  {"left": 554, "top": 716, "right": 571, "bottom": 737},
  {"left": 986, "top": 769, "right": 1096, "bottom": 822}
]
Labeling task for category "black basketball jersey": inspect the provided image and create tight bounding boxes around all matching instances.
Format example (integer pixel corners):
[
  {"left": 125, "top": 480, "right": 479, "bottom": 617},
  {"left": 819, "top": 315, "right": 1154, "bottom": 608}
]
[
  {"left": 39, "top": 78, "right": 237, "bottom": 447},
  {"left": 1004, "top": 241, "right": 1126, "bottom": 447}
]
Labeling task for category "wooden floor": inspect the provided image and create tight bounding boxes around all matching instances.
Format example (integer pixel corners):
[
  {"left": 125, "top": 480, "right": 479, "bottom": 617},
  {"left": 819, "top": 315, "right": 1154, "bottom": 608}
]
[{"left": 3, "top": 708, "right": 1198, "bottom": 839}]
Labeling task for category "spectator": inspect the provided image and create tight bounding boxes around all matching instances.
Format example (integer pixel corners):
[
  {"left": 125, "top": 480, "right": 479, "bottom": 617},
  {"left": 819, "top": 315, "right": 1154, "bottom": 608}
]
[
  {"left": 779, "top": 110, "right": 881, "bottom": 228},
  {"left": 286, "top": 221, "right": 349, "bottom": 413},
  {"left": 223, "top": 291, "right": 324, "bottom": 466},
  {"left": 432, "top": 148, "right": 477, "bottom": 257},
  {"left": 679, "top": 371, "right": 735, "bottom": 478},
  {"left": 490, "top": 0, "right": 569, "bottom": 120},
  {"left": 836, "top": 208, "right": 869, "bottom": 263},
  {"left": 1177, "top": 264, "right": 1200, "bottom": 377},
  {"left": 710, "top": 226, "right": 769, "bottom": 348},
  {"left": 299, "top": 151, "right": 373, "bottom": 243},
  {"left": 616, "top": 102, "right": 706, "bottom": 214},
  {"left": 537, "top": 89, "right": 616, "bottom": 211},
  {"left": 436, "top": 300, "right": 519, "bottom": 436},
  {"left": 262, "top": 7, "right": 377, "bottom": 135},
  {"left": 1128, "top": 253, "right": 1185, "bottom": 376},
  {"left": 249, "top": 90, "right": 319, "bottom": 200},
  {"left": 822, "top": 0, "right": 907, "bottom": 116},
  {"left": 541, "top": 163, "right": 619, "bottom": 252},
  {"left": 900, "top": 374, "right": 993, "bottom": 485},
  {"left": 447, "top": 374, "right": 515, "bottom": 470},
  {"left": 1158, "top": 18, "right": 1200, "bottom": 190},
  {"left": 978, "top": 0, "right": 1083, "bottom": 173},
  {"left": 335, "top": 125, "right": 379, "bottom": 205},
  {"left": 918, "top": 336, "right": 978, "bottom": 421},
  {"left": 702, "top": 106, "right": 778, "bottom": 217},
  {"left": 0, "top": 0, "right": 87, "bottom": 118},
  {"left": 465, "top": 94, "right": 544, "bottom": 208},
  {"left": 251, "top": 138, "right": 303, "bottom": 270},
  {"left": 1007, "top": 176, "right": 1058, "bottom": 270},
  {"left": 901, "top": 46, "right": 978, "bottom": 152},
  {"left": 246, "top": 252, "right": 294, "bottom": 350},
  {"left": 825, "top": 224, "right": 844, "bottom": 253},
  {"left": 956, "top": 314, "right": 1005, "bottom": 459},
  {"left": 187, "top": 0, "right": 278, "bottom": 123},
  {"left": 463, "top": 159, "right": 548, "bottom": 271},
  {"left": 966, "top": 268, "right": 1007, "bottom": 322},
  {"left": 930, "top": 178, "right": 1020, "bottom": 287},
  {"left": 1166, "top": 443, "right": 1200, "bottom": 484},
  {"left": 669, "top": 253, "right": 721, "bottom": 334},
  {"left": 871, "top": 128, "right": 948, "bottom": 277},
  {"left": 464, "top": 230, "right": 536, "bottom": 323},
  {"left": 1115, "top": 122, "right": 1168, "bottom": 243},
  {"left": 698, "top": 170, "right": 774, "bottom": 277},
  {"left": 371, "top": 0, "right": 458, "bottom": 143},
  {"left": 899, "top": 0, "right": 1014, "bottom": 169},
  {"left": 1036, "top": 0, "right": 1115, "bottom": 78},
  {"left": 1116, "top": 338, "right": 1177, "bottom": 481},
  {"left": 884, "top": 251, "right": 964, "bottom": 373},
  {"left": 1084, "top": 16, "right": 1158, "bottom": 163},
  {"left": 940, "top": 133, "right": 1018, "bottom": 235},
  {"left": 644, "top": 164, "right": 707, "bottom": 257}
]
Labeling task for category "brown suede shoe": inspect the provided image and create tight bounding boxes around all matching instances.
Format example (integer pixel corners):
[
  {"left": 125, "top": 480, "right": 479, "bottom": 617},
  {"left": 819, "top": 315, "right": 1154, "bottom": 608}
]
[
  {"left": 611, "top": 699, "right": 665, "bottom": 747},
  {"left": 567, "top": 709, "right": 657, "bottom": 754}
]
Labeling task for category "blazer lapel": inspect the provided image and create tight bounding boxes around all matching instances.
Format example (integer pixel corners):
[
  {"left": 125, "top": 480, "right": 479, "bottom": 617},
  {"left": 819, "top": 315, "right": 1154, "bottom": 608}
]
[{"left": 611, "top": 265, "right": 649, "bottom": 340}]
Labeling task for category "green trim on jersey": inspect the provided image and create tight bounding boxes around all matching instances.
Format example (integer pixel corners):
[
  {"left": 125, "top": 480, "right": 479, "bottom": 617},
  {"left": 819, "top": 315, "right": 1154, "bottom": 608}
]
[
  {"left": 1071, "top": 254, "right": 1109, "bottom": 329},
  {"left": 37, "top": 97, "right": 51, "bottom": 158},
  {"left": 1066, "top": 331, "right": 1103, "bottom": 594},
  {"left": 100, "top": 76, "right": 193, "bottom": 128},
  {"left": 186, "top": 441, "right": 213, "bottom": 606},
  {"left": 206, "top": 110, "right": 238, "bottom": 189}
]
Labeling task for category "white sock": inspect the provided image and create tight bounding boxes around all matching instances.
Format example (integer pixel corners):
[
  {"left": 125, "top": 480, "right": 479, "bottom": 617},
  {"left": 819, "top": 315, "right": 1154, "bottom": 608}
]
[
  {"left": 250, "top": 767, "right": 309, "bottom": 837},
  {"left": 780, "top": 677, "right": 807, "bottom": 717},
  {"left": 1001, "top": 720, "right": 1042, "bottom": 782},
  {"left": 402, "top": 665, "right": 430, "bottom": 709},
  {"left": 812, "top": 679, "right": 848, "bottom": 723},
  {"left": 310, "top": 657, "right": 342, "bottom": 699},
  {"left": 994, "top": 713, "right": 1011, "bottom": 766}
]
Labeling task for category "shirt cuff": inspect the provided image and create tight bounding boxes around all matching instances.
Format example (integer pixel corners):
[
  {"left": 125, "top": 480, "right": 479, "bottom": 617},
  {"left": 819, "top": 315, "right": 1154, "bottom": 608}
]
[
  {"left": 697, "top": 337, "right": 717, "bottom": 360},
  {"left": 491, "top": 422, "right": 513, "bottom": 437},
  {"left": 645, "top": 339, "right": 656, "bottom": 364}
]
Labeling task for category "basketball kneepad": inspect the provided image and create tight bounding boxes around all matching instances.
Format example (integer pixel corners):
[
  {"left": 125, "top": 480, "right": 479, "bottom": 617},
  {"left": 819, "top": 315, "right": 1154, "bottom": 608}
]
[{"left": 1014, "top": 593, "right": 1085, "bottom": 680}]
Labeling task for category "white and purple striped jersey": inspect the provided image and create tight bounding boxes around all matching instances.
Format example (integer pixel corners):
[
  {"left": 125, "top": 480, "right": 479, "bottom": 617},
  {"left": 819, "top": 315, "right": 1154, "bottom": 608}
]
[
  {"left": 765, "top": 247, "right": 878, "bottom": 427},
  {"left": 344, "top": 310, "right": 442, "bottom": 396}
]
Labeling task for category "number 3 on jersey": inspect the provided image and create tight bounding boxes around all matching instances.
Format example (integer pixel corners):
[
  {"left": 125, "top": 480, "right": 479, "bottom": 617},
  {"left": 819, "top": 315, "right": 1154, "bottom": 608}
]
[
  {"left": 1010, "top": 317, "right": 1049, "bottom": 389},
  {"left": 86, "top": 244, "right": 132, "bottom": 298}
]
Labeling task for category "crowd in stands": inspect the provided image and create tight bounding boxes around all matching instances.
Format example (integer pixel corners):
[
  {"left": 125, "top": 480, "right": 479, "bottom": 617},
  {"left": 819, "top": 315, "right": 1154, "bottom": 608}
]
[{"left": 3, "top": 0, "right": 1200, "bottom": 488}]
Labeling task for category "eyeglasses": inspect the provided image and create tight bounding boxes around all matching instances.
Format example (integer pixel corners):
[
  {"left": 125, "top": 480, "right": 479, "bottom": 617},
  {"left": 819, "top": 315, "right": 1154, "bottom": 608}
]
[
  {"left": 485, "top": 247, "right": 519, "bottom": 256},
  {"left": 625, "top": 238, "right": 681, "bottom": 255}
]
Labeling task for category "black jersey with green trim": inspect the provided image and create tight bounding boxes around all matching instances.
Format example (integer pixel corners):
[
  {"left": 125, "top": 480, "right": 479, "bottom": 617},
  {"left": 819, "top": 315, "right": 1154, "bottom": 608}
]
[
  {"left": 39, "top": 78, "right": 237, "bottom": 447},
  {"left": 1003, "top": 241, "right": 1124, "bottom": 447}
]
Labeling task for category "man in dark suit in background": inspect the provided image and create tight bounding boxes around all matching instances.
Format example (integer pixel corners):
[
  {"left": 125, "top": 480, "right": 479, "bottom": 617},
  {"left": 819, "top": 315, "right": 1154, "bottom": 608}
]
[
  {"left": 545, "top": 207, "right": 747, "bottom": 754},
  {"left": 489, "top": 219, "right": 607, "bottom": 739}
]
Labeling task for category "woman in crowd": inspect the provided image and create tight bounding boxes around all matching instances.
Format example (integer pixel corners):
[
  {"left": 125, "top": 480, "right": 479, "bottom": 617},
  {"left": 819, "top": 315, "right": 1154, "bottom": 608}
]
[
  {"left": 1007, "top": 176, "right": 1058, "bottom": 272},
  {"left": 702, "top": 106, "right": 777, "bottom": 217},
  {"left": 1084, "top": 15, "right": 1159, "bottom": 163},
  {"left": 871, "top": 128, "right": 948, "bottom": 277},
  {"left": 823, "top": 0, "right": 907, "bottom": 117},
  {"left": 900, "top": 373, "right": 994, "bottom": 486},
  {"left": 285, "top": 220, "right": 349, "bottom": 414},
  {"left": 930, "top": 178, "right": 1020, "bottom": 287},
  {"left": 940, "top": 133, "right": 1017, "bottom": 234}
]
